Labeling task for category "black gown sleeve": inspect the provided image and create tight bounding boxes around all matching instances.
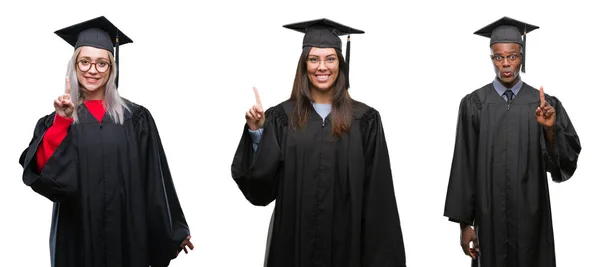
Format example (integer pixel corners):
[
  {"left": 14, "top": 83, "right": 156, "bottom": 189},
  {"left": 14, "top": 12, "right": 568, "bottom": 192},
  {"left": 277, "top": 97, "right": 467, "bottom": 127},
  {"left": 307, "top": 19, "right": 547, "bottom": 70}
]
[
  {"left": 134, "top": 107, "right": 190, "bottom": 267},
  {"left": 541, "top": 95, "right": 581, "bottom": 182},
  {"left": 231, "top": 105, "right": 286, "bottom": 206},
  {"left": 360, "top": 108, "right": 407, "bottom": 267},
  {"left": 443, "top": 94, "right": 478, "bottom": 225},
  {"left": 19, "top": 113, "right": 78, "bottom": 202}
]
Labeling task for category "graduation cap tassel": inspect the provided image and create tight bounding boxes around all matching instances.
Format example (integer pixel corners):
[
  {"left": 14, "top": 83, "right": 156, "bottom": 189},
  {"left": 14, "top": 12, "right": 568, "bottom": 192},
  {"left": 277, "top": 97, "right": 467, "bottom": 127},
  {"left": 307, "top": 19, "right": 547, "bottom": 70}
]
[
  {"left": 115, "top": 32, "right": 120, "bottom": 89},
  {"left": 345, "top": 35, "right": 351, "bottom": 90},
  {"left": 522, "top": 27, "right": 526, "bottom": 74}
]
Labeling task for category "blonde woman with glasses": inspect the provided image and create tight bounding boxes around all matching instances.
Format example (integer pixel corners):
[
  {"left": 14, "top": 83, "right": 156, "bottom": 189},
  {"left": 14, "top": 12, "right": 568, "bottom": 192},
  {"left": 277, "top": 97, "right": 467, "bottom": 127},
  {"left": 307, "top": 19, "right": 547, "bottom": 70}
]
[{"left": 19, "top": 16, "right": 193, "bottom": 267}]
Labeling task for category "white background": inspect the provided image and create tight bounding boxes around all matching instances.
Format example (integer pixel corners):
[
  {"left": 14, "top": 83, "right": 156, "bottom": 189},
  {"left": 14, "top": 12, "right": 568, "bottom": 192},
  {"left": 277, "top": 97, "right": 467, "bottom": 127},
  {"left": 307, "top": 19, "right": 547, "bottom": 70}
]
[{"left": 1, "top": 0, "right": 598, "bottom": 266}]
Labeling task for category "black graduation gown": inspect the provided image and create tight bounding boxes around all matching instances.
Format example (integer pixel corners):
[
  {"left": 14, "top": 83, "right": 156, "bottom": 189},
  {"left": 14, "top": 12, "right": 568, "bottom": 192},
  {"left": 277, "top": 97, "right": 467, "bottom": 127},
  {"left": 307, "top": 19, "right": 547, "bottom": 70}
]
[
  {"left": 19, "top": 100, "right": 190, "bottom": 267},
  {"left": 443, "top": 82, "right": 581, "bottom": 267},
  {"left": 231, "top": 100, "right": 406, "bottom": 267}
]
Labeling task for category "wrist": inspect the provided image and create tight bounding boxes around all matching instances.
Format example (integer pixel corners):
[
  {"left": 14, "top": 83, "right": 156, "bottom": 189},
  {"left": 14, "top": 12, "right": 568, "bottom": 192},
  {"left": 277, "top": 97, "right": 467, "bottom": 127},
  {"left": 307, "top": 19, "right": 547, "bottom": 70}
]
[
  {"left": 543, "top": 125, "right": 555, "bottom": 132},
  {"left": 54, "top": 113, "right": 74, "bottom": 122}
]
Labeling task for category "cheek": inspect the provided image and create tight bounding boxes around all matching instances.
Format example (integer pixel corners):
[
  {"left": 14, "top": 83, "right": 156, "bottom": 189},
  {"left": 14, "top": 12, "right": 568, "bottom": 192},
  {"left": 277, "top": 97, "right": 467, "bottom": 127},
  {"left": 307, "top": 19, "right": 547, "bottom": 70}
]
[
  {"left": 100, "top": 72, "right": 110, "bottom": 82},
  {"left": 331, "top": 68, "right": 339, "bottom": 80},
  {"left": 76, "top": 71, "right": 85, "bottom": 81},
  {"left": 514, "top": 61, "right": 522, "bottom": 70}
]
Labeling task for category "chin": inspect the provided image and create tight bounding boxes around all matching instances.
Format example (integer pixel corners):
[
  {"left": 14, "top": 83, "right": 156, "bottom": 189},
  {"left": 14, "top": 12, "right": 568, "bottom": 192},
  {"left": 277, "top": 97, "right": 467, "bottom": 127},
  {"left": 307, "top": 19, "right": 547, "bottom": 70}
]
[
  {"left": 84, "top": 85, "right": 101, "bottom": 92},
  {"left": 311, "top": 82, "right": 333, "bottom": 91},
  {"left": 496, "top": 75, "right": 513, "bottom": 84},
  {"left": 82, "top": 84, "right": 106, "bottom": 94}
]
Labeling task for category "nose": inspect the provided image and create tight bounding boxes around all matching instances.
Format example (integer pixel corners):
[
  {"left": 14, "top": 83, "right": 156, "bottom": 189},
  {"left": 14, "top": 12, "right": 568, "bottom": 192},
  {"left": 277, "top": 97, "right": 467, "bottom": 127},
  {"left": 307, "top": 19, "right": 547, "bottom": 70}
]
[
  {"left": 501, "top": 58, "right": 511, "bottom": 68},
  {"left": 317, "top": 60, "right": 328, "bottom": 71},
  {"left": 87, "top": 63, "right": 99, "bottom": 74}
]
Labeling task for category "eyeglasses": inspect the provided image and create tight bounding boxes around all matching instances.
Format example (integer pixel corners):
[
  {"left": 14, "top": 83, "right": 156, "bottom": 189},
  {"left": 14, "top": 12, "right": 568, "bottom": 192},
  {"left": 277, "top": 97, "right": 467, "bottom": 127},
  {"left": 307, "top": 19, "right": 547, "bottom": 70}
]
[
  {"left": 307, "top": 57, "right": 338, "bottom": 67},
  {"left": 490, "top": 54, "right": 521, "bottom": 62},
  {"left": 77, "top": 59, "right": 111, "bottom": 73}
]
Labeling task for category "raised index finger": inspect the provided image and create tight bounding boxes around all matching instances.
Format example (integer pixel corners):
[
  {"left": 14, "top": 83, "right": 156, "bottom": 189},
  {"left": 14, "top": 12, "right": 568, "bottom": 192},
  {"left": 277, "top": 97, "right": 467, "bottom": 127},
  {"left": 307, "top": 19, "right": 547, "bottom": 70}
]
[
  {"left": 539, "top": 86, "right": 545, "bottom": 106},
  {"left": 65, "top": 76, "right": 71, "bottom": 94},
  {"left": 253, "top": 86, "right": 262, "bottom": 107}
]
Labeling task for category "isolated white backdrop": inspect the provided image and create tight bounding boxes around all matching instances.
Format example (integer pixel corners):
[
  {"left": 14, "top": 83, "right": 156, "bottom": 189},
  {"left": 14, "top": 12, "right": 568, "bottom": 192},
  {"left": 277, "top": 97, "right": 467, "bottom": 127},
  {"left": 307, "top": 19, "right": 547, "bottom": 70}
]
[{"left": 0, "top": 0, "right": 597, "bottom": 266}]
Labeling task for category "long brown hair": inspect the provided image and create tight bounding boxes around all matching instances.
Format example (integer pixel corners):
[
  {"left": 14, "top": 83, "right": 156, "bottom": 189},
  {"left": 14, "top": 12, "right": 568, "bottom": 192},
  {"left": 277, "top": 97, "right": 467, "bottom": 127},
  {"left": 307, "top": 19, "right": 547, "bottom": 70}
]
[{"left": 289, "top": 46, "right": 353, "bottom": 137}]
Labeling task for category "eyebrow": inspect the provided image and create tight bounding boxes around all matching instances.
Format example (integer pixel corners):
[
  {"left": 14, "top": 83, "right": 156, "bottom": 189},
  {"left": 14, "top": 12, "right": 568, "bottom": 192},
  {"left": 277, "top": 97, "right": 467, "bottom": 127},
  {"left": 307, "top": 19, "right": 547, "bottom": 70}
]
[
  {"left": 308, "top": 54, "right": 337, "bottom": 57},
  {"left": 492, "top": 50, "right": 520, "bottom": 55},
  {"left": 78, "top": 56, "right": 110, "bottom": 61}
]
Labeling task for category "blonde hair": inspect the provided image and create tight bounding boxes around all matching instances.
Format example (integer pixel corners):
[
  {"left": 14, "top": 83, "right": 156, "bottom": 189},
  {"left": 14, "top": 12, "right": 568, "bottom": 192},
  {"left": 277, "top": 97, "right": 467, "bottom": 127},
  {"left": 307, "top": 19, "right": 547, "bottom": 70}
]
[{"left": 66, "top": 47, "right": 129, "bottom": 124}]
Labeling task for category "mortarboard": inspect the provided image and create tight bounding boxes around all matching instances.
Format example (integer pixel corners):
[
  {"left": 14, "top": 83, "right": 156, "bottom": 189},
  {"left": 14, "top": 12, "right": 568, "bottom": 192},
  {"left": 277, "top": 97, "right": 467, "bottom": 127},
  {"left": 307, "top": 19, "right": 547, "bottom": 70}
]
[
  {"left": 54, "top": 16, "right": 133, "bottom": 88},
  {"left": 283, "top": 18, "right": 364, "bottom": 89},
  {"left": 474, "top": 16, "right": 539, "bottom": 73}
]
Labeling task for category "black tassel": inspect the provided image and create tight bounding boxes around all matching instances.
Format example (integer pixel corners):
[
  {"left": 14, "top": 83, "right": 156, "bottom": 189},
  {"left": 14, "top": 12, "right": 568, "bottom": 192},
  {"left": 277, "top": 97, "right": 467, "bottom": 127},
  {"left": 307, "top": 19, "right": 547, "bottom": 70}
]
[
  {"left": 345, "top": 35, "right": 351, "bottom": 90},
  {"left": 115, "top": 31, "right": 120, "bottom": 89},
  {"left": 522, "top": 27, "right": 526, "bottom": 74}
]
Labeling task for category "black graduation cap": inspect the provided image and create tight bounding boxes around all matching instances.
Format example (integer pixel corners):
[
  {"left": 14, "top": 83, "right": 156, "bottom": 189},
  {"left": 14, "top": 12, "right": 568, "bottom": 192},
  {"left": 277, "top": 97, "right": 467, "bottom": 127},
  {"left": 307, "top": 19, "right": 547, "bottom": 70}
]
[
  {"left": 474, "top": 16, "right": 539, "bottom": 73},
  {"left": 54, "top": 16, "right": 133, "bottom": 88},
  {"left": 283, "top": 18, "right": 364, "bottom": 89}
]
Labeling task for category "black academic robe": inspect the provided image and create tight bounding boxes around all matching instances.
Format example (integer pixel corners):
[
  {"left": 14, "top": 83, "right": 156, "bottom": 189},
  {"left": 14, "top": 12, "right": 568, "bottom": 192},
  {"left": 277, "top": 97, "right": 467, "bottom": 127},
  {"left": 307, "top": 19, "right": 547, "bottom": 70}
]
[
  {"left": 231, "top": 100, "right": 406, "bottom": 267},
  {"left": 443, "top": 82, "right": 581, "bottom": 267},
  {"left": 19, "top": 100, "right": 189, "bottom": 267}
]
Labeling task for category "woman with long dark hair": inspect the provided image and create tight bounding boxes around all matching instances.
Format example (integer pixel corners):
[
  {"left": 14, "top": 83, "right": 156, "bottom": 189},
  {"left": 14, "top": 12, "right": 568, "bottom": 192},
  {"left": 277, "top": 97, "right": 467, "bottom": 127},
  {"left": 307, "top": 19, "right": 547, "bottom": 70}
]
[{"left": 232, "top": 18, "right": 406, "bottom": 267}]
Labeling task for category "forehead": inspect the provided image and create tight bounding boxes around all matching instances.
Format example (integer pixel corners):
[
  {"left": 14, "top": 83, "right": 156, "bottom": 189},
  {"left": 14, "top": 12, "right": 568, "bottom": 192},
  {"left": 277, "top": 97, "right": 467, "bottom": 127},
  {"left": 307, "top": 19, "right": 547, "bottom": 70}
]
[
  {"left": 308, "top": 47, "right": 337, "bottom": 56},
  {"left": 78, "top": 46, "right": 110, "bottom": 59},
  {"left": 491, "top": 43, "right": 521, "bottom": 54}
]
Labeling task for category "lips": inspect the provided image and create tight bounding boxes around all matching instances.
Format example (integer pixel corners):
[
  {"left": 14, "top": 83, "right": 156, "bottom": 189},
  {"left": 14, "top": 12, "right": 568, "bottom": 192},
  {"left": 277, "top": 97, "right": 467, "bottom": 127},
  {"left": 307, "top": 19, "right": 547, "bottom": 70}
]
[
  {"left": 85, "top": 77, "right": 100, "bottom": 84},
  {"left": 315, "top": 74, "right": 330, "bottom": 82}
]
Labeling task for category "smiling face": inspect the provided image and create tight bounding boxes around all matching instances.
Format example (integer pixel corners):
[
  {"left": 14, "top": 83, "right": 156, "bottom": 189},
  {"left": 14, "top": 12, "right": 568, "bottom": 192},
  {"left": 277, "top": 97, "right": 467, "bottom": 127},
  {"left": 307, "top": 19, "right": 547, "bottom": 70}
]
[
  {"left": 491, "top": 42, "right": 522, "bottom": 88},
  {"left": 76, "top": 46, "right": 112, "bottom": 96},
  {"left": 306, "top": 47, "right": 340, "bottom": 93}
]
